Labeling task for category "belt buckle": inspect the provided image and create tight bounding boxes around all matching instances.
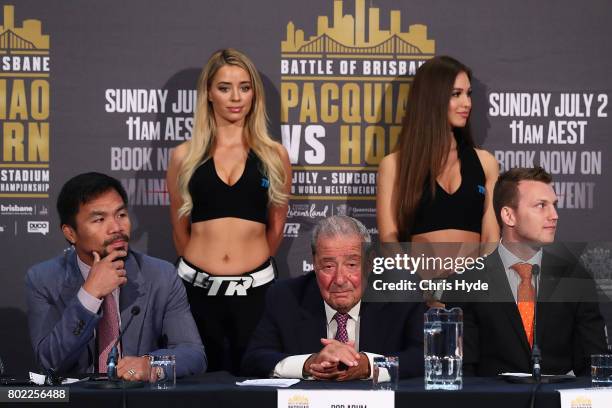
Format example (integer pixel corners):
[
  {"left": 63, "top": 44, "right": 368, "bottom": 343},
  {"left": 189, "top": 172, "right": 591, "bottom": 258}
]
[
  {"left": 193, "top": 272, "right": 212, "bottom": 289},
  {"left": 201, "top": 275, "right": 212, "bottom": 289}
]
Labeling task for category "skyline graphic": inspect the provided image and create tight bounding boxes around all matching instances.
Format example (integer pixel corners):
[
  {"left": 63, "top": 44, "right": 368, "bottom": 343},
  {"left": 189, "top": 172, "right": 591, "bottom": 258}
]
[
  {"left": 282, "top": 0, "right": 434, "bottom": 55},
  {"left": 0, "top": 5, "right": 49, "bottom": 50}
]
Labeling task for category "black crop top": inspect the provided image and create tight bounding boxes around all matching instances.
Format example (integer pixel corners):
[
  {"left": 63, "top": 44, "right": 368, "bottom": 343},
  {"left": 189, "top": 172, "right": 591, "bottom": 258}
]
[
  {"left": 411, "top": 140, "right": 486, "bottom": 235},
  {"left": 188, "top": 152, "right": 269, "bottom": 224}
]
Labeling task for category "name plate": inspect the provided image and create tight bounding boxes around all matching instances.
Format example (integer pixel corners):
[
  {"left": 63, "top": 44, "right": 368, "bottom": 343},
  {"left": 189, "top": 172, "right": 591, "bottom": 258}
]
[
  {"left": 278, "top": 389, "right": 394, "bottom": 408},
  {"left": 559, "top": 388, "right": 612, "bottom": 408}
]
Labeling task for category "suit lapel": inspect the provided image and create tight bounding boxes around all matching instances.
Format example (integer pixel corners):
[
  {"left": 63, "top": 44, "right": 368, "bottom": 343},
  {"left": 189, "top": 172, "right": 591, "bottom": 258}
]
[
  {"left": 359, "top": 302, "right": 383, "bottom": 352},
  {"left": 119, "top": 251, "right": 150, "bottom": 357},
  {"left": 534, "top": 251, "right": 564, "bottom": 351},
  {"left": 297, "top": 277, "right": 327, "bottom": 353},
  {"left": 487, "top": 251, "right": 532, "bottom": 357},
  {"left": 59, "top": 251, "right": 96, "bottom": 370},
  {"left": 59, "top": 251, "right": 84, "bottom": 308}
]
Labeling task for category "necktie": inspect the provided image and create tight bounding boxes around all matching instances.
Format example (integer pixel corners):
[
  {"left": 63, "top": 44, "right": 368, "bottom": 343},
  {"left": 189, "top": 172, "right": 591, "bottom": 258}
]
[
  {"left": 334, "top": 312, "right": 350, "bottom": 343},
  {"left": 98, "top": 294, "right": 120, "bottom": 373},
  {"left": 511, "top": 262, "right": 535, "bottom": 348}
]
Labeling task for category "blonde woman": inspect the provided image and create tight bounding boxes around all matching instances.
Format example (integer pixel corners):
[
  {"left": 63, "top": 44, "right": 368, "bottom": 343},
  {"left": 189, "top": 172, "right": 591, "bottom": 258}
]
[{"left": 166, "top": 49, "right": 291, "bottom": 374}]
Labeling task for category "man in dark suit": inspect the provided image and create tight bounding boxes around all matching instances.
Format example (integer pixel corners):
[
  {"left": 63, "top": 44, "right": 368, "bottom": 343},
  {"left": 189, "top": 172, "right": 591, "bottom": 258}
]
[
  {"left": 242, "top": 215, "right": 424, "bottom": 380},
  {"left": 454, "top": 167, "right": 607, "bottom": 376},
  {"left": 26, "top": 172, "right": 206, "bottom": 380}
]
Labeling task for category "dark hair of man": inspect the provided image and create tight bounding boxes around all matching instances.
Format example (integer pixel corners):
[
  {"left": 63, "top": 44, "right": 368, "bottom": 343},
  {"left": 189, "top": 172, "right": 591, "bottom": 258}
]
[
  {"left": 57, "top": 172, "right": 128, "bottom": 230},
  {"left": 395, "top": 55, "right": 476, "bottom": 240},
  {"left": 492, "top": 166, "right": 553, "bottom": 228}
]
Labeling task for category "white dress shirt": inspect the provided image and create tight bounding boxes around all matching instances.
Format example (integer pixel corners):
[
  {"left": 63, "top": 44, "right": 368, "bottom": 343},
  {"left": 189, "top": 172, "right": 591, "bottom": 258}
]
[
  {"left": 497, "top": 242, "right": 542, "bottom": 304},
  {"left": 76, "top": 255, "right": 121, "bottom": 324},
  {"left": 272, "top": 301, "right": 382, "bottom": 379}
]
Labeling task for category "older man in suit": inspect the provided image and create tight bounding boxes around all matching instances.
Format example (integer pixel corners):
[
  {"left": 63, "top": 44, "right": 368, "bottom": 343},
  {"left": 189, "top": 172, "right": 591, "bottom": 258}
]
[
  {"left": 451, "top": 167, "right": 607, "bottom": 376},
  {"left": 26, "top": 172, "right": 206, "bottom": 380},
  {"left": 242, "top": 215, "right": 424, "bottom": 380}
]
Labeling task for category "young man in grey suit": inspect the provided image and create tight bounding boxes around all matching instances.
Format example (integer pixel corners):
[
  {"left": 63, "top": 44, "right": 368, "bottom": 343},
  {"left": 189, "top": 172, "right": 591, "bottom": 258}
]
[
  {"left": 455, "top": 167, "right": 607, "bottom": 376},
  {"left": 26, "top": 172, "right": 206, "bottom": 381}
]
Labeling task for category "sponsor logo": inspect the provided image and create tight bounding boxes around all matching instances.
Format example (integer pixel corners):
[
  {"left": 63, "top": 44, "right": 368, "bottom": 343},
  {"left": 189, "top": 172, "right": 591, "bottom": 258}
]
[
  {"left": 27, "top": 220, "right": 49, "bottom": 235},
  {"left": 302, "top": 260, "right": 314, "bottom": 273},
  {"left": 333, "top": 204, "right": 376, "bottom": 218},
  {"left": 0, "top": 204, "right": 35, "bottom": 215},
  {"left": 581, "top": 247, "right": 612, "bottom": 281},
  {"left": 38, "top": 205, "right": 49, "bottom": 215},
  {"left": 335, "top": 204, "right": 348, "bottom": 216},
  {"left": 284, "top": 223, "right": 301, "bottom": 238},
  {"left": 287, "top": 203, "right": 329, "bottom": 219},
  {"left": 0, "top": 225, "right": 5, "bottom": 232},
  {"left": 202, "top": 276, "right": 253, "bottom": 296}
]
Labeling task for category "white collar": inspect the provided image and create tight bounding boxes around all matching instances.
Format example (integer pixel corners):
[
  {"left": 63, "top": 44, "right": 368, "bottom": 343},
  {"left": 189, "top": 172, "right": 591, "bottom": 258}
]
[{"left": 324, "top": 300, "right": 361, "bottom": 324}]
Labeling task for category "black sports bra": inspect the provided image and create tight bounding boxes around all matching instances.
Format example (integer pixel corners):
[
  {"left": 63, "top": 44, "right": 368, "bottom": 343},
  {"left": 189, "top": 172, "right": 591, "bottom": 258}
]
[
  {"left": 188, "top": 152, "right": 269, "bottom": 224},
  {"left": 411, "top": 140, "right": 486, "bottom": 235}
]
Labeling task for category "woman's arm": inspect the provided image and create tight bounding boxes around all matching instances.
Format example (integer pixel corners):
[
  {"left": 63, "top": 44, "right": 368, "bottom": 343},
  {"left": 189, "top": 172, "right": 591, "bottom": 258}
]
[
  {"left": 166, "top": 143, "right": 191, "bottom": 256},
  {"left": 266, "top": 143, "right": 292, "bottom": 255},
  {"left": 376, "top": 153, "right": 400, "bottom": 242},
  {"left": 476, "top": 149, "right": 500, "bottom": 247}
]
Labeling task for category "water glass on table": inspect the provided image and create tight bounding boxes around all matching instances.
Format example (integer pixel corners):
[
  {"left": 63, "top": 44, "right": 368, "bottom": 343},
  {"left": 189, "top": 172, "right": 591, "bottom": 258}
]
[
  {"left": 372, "top": 356, "right": 399, "bottom": 390},
  {"left": 591, "top": 354, "right": 612, "bottom": 386},
  {"left": 424, "top": 307, "right": 463, "bottom": 390},
  {"left": 150, "top": 355, "right": 176, "bottom": 390}
]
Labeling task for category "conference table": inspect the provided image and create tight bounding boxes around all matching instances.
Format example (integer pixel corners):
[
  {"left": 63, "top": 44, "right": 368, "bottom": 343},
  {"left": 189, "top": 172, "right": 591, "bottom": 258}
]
[{"left": 0, "top": 371, "right": 602, "bottom": 408}]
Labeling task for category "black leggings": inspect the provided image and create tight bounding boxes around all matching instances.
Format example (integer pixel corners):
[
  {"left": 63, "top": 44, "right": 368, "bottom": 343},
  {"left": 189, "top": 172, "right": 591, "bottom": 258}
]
[{"left": 182, "top": 276, "right": 272, "bottom": 375}]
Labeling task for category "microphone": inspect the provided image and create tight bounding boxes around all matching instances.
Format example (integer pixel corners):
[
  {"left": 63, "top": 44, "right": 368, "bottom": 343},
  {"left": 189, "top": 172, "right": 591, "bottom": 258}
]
[
  {"left": 107, "top": 306, "right": 140, "bottom": 379},
  {"left": 531, "top": 265, "right": 541, "bottom": 382}
]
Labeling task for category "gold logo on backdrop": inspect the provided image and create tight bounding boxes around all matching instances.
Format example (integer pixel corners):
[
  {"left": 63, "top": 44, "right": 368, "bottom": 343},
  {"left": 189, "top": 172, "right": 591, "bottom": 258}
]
[
  {"left": 282, "top": 0, "right": 434, "bottom": 56},
  {"left": 0, "top": 5, "right": 49, "bottom": 51},
  {"left": 0, "top": 5, "right": 51, "bottom": 199}
]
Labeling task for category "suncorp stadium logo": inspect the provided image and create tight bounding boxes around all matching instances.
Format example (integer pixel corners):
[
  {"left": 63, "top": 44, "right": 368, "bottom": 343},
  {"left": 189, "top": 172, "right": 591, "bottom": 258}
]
[{"left": 280, "top": 0, "right": 435, "bottom": 201}]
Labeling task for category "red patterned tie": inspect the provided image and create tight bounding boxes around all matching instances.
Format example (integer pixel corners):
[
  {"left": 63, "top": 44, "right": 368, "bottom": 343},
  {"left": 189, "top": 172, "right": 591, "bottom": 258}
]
[
  {"left": 334, "top": 313, "right": 349, "bottom": 343},
  {"left": 511, "top": 263, "right": 535, "bottom": 348},
  {"left": 98, "top": 294, "right": 120, "bottom": 373}
]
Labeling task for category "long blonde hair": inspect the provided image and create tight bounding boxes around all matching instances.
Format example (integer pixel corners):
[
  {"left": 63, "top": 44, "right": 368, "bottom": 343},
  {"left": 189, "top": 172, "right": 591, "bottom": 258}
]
[{"left": 177, "top": 49, "right": 288, "bottom": 218}]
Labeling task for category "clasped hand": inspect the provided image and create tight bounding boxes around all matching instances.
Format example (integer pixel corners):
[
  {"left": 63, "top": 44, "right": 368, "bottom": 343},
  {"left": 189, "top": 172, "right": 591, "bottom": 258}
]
[{"left": 303, "top": 339, "right": 370, "bottom": 381}]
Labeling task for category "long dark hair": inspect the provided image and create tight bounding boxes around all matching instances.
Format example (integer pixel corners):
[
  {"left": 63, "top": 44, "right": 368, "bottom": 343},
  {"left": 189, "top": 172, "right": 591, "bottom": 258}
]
[{"left": 395, "top": 56, "right": 476, "bottom": 240}]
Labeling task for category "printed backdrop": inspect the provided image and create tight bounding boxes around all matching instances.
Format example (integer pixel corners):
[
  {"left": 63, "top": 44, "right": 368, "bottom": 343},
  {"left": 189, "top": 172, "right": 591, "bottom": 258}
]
[{"left": 0, "top": 0, "right": 610, "bottom": 373}]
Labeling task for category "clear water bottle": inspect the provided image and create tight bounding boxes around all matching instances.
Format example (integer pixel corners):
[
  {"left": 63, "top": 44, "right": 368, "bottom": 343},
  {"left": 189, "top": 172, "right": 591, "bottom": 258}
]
[{"left": 424, "top": 307, "right": 463, "bottom": 390}]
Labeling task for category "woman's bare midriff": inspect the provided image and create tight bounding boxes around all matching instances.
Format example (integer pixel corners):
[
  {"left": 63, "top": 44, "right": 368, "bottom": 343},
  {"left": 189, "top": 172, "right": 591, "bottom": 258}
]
[
  {"left": 183, "top": 218, "right": 270, "bottom": 275},
  {"left": 411, "top": 229, "right": 480, "bottom": 244}
]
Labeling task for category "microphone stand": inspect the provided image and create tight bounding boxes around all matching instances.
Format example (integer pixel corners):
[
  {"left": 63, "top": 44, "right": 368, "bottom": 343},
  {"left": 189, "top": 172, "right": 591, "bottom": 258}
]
[
  {"left": 503, "top": 264, "right": 573, "bottom": 385},
  {"left": 86, "top": 306, "right": 144, "bottom": 389},
  {"left": 107, "top": 306, "right": 140, "bottom": 379},
  {"left": 530, "top": 265, "right": 541, "bottom": 408}
]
